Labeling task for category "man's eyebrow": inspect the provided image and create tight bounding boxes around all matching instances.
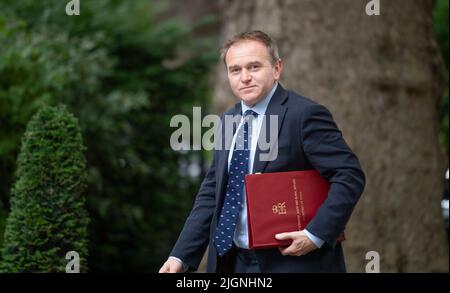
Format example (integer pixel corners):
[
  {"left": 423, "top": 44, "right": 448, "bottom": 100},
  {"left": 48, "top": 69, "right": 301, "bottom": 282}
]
[
  {"left": 228, "top": 61, "right": 263, "bottom": 70},
  {"left": 228, "top": 65, "right": 240, "bottom": 70},
  {"left": 247, "top": 61, "right": 263, "bottom": 66}
]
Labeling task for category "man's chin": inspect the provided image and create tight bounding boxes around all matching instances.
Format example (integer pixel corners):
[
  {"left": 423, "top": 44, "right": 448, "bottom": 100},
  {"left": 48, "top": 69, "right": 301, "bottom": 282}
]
[{"left": 240, "top": 96, "right": 262, "bottom": 107}]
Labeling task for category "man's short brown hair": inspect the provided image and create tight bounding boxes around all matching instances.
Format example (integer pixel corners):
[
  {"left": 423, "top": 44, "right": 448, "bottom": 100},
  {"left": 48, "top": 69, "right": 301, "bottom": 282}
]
[{"left": 220, "top": 30, "right": 281, "bottom": 66}]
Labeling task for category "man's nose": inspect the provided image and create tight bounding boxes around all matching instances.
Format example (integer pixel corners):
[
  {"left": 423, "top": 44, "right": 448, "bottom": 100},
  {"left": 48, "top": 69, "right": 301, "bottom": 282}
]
[{"left": 241, "top": 69, "right": 252, "bottom": 82}]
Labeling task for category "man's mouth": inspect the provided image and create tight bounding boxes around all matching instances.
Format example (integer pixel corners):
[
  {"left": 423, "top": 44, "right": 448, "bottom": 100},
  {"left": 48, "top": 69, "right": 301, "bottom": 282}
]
[{"left": 240, "top": 86, "right": 256, "bottom": 91}]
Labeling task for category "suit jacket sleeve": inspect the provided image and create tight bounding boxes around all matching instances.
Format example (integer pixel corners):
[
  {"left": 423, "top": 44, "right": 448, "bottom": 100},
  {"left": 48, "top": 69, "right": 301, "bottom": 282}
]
[
  {"left": 169, "top": 150, "right": 217, "bottom": 271},
  {"left": 301, "top": 103, "right": 366, "bottom": 247}
]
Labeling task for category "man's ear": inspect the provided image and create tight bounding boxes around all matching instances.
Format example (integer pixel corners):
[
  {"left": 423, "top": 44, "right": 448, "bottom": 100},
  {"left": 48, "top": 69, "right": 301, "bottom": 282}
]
[{"left": 274, "top": 59, "right": 283, "bottom": 80}]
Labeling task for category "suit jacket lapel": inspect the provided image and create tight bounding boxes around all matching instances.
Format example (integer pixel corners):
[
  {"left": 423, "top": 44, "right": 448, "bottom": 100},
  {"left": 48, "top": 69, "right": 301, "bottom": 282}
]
[{"left": 252, "top": 85, "right": 288, "bottom": 173}]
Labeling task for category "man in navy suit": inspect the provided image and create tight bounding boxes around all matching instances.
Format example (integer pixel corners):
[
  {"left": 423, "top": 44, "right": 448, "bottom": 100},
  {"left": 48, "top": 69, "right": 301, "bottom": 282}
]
[{"left": 159, "top": 30, "right": 365, "bottom": 273}]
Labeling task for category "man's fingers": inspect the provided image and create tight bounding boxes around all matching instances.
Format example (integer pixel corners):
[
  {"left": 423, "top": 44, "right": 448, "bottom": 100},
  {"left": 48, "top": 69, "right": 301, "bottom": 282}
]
[
  {"left": 278, "top": 243, "right": 297, "bottom": 256},
  {"left": 159, "top": 259, "right": 182, "bottom": 273},
  {"left": 279, "top": 246, "right": 304, "bottom": 256},
  {"left": 275, "top": 232, "right": 294, "bottom": 240},
  {"left": 276, "top": 232, "right": 299, "bottom": 255},
  {"left": 159, "top": 263, "right": 169, "bottom": 273},
  {"left": 278, "top": 246, "right": 289, "bottom": 255},
  {"left": 278, "top": 237, "right": 312, "bottom": 256}
]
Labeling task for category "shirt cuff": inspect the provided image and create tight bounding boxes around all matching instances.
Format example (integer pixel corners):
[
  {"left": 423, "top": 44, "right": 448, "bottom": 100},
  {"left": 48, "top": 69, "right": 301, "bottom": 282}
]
[{"left": 304, "top": 229, "right": 325, "bottom": 248}]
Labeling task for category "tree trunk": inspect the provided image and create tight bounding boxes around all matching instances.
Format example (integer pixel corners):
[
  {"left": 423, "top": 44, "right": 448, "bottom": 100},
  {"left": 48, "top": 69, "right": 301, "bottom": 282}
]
[{"left": 213, "top": 0, "right": 448, "bottom": 272}]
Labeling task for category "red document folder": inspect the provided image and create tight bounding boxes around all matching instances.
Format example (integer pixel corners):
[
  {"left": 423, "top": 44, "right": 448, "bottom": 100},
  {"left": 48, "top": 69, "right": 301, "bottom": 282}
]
[{"left": 245, "top": 170, "right": 344, "bottom": 249}]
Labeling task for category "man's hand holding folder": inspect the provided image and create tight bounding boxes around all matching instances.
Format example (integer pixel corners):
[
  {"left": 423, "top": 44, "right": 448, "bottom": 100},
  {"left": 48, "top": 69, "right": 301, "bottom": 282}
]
[{"left": 275, "top": 230, "right": 318, "bottom": 256}]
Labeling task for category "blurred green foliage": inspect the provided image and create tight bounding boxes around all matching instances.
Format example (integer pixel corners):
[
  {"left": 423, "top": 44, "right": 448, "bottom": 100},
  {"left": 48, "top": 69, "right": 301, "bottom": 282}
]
[
  {"left": 0, "top": 0, "right": 217, "bottom": 271},
  {"left": 1, "top": 105, "right": 89, "bottom": 272},
  {"left": 433, "top": 0, "right": 449, "bottom": 155}
]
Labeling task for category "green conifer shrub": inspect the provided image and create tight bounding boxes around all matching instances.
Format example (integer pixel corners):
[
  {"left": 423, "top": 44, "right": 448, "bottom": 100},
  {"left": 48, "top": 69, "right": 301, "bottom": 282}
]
[{"left": 1, "top": 105, "right": 89, "bottom": 272}]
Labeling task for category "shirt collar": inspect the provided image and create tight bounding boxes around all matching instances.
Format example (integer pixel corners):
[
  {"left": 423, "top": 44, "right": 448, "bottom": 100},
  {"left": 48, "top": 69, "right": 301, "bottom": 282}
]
[{"left": 241, "top": 82, "right": 278, "bottom": 116}]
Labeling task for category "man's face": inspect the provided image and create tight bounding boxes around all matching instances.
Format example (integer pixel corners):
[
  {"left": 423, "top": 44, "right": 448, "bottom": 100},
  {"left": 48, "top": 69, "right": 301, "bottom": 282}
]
[{"left": 225, "top": 40, "right": 283, "bottom": 107}]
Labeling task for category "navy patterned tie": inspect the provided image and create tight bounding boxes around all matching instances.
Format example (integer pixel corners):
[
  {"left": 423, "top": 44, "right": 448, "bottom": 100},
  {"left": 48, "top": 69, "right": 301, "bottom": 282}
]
[{"left": 214, "top": 109, "right": 257, "bottom": 256}]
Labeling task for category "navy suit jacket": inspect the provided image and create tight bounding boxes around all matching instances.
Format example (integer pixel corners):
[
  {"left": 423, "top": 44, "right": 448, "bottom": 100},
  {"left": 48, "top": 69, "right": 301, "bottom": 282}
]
[{"left": 170, "top": 84, "right": 365, "bottom": 272}]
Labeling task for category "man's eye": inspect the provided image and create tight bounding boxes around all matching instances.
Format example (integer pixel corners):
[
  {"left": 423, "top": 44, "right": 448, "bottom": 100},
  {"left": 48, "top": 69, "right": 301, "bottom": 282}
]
[
  {"left": 230, "top": 68, "right": 240, "bottom": 74},
  {"left": 249, "top": 65, "right": 260, "bottom": 71}
]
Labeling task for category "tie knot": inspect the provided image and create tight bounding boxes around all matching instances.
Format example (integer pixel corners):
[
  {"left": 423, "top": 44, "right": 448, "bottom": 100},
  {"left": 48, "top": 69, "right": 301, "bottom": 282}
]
[{"left": 244, "top": 110, "right": 258, "bottom": 118}]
